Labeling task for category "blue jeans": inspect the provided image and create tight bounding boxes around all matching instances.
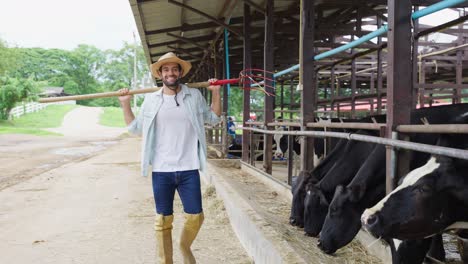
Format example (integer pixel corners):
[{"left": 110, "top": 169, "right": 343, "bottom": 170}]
[{"left": 151, "top": 170, "right": 202, "bottom": 216}]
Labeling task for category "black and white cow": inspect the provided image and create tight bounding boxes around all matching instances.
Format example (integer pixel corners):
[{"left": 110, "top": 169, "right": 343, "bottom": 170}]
[
  {"left": 304, "top": 104, "right": 468, "bottom": 239},
  {"left": 361, "top": 133, "right": 468, "bottom": 240},
  {"left": 318, "top": 144, "right": 386, "bottom": 253},
  {"left": 273, "top": 127, "right": 326, "bottom": 166},
  {"left": 359, "top": 111, "right": 468, "bottom": 263},
  {"left": 289, "top": 118, "right": 375, "bottom": 228},
  {"left": 273, "top": 126, "right": 301, "bottom": 159},
  {"left": 274, "top": 118, "right": 349, "bottom": 163},
  {"left": 387, "top": 235, "right": 446, "bottom": 264},
  {"left": 318, "top": 145, "right": 445, "bottom": 264},
  {"left": 318, "top": 144, "right": 446, "bottom": 262}
]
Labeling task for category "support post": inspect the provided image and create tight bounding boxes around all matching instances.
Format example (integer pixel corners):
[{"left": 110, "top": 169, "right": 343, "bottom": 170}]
[
  {"left": 280, "top": 81, "right": 284, "bottom": 120},
  {"left": 223, "top": 32, "right": 229, "bottom": 115},
  {"left": 412, "top": 6, "right": 420, "bottom": 108},
  {"left": 263, "top": 0, "right": 274, "bottom": 174},
  {"left": 290, "top": 78, "right": 294, "bottom": 121},
  {"left": 377, "top": 17, "right": 383, "bottom": 115},
  {"left": 351, "top": 57, "right": 357, "bottom": 118},
  {"left": 242, "top": 3, "right": 252, "bottom": 163},
  {"left": 331, "top": 66, "right": 335, "bottom": 112},
  {"left": 299, "top": 0, "right": 316, "bottom": 172},
  {"left": 455, "top": 22, "right": 464, "bottom": 104},
  {"left": 386, "top": 0, "right": 413, "bottom": 193}
]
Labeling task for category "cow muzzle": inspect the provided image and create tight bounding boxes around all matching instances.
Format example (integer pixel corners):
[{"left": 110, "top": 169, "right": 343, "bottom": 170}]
[{"left": 361, "top": 212, "right": 381, "bottom": 235}]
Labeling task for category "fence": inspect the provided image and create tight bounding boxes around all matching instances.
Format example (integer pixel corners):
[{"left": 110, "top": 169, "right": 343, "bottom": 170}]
[{"left": 8, "top": 100, "right": 76, "bottom": 120}]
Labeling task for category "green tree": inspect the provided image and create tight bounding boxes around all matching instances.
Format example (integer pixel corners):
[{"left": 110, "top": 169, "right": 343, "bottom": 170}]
[
  {"left": 61, "top": 45, "right": 105, "bottom": 98},
  {"left": 3, "top": 41, "right": 149, "bottom": 108},
  {"left": 0, "top": 76, "right": 38, "bottom": 120},
  {"left": 101, "top": 41, "right": 148, "bottom": 89},
  {"left": 0, "top": 39, "right": 20, "bottom": 76}
]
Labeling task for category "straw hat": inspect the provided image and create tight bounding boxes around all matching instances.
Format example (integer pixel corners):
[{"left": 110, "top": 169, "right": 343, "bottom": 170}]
[{"left": 150, "top": 52, "right": 192, "bottom": 79}]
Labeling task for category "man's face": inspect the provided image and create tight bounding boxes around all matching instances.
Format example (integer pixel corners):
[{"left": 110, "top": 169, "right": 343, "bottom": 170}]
[{"left": 159, "top": 62, "right": 183, "bottom": 88}]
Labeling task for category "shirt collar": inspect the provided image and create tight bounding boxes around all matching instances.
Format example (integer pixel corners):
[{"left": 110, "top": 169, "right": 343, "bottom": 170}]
[{"left": 155, "top": 84, "right": 191, "bottom": 98}]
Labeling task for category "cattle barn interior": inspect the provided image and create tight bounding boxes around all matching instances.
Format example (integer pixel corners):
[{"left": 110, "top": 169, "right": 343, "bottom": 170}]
[{"left": 130, "top": 0, "right": 468, "bottom": 263}]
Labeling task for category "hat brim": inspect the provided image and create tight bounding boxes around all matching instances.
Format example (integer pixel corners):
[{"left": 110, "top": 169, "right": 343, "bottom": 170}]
[{"left": 150, "top": 57, "right": 192, "bottom": 79}]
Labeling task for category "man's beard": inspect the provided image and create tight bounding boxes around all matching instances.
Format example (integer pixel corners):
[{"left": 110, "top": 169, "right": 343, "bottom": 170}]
[{"left": 162, "top": 76, "right": 180, "bottom": 90}]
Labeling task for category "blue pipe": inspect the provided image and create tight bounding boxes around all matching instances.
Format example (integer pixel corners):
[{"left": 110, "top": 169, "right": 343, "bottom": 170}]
[
  {"left": 314, "top": 25, "right": 388, "bottom": 61},
  {"left": 412, "top": 0, "right": 467, "bottom": 20},
  {"left": 268, "top": 0, "right": 465, "bottom": 79},
  {"left": 273, "top": 64, "right": 300, "bottom": 78},
  {"left": 270, "top": 25, "right": 388, "bottom": 77}
]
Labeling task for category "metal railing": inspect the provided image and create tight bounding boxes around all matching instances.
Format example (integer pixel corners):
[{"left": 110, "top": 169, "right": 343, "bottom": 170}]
[{"left": 241, "top": 126, "right": 468, "bottom": 160}]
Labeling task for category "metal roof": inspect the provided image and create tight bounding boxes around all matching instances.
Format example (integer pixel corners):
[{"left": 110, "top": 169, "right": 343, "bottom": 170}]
[
  {"left": 130, "top": 0, "right": 468, "bottom": 82},
  {"left": 130, "top": 0, "right": 304, "bottom": 81}
]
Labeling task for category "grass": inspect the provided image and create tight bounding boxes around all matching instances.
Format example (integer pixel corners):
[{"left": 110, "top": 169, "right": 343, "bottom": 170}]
[
  {"left": 0, "top": 105, "right": 77, "bottom": 136},
  {"left": 99, "top": 107, "right": 126, "bottom": 127}
]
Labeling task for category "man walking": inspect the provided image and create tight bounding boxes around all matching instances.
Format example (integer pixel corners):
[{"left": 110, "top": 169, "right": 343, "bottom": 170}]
[{"left": 118, "top": 52, "right": 221, "bottom": 263}]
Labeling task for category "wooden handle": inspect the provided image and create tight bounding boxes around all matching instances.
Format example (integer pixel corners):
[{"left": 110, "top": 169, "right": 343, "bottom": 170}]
[
  {"left": 38, "top": 87, "right": 162, "bottom": 103},
  {"left": 37, "top": 79, "right": 236, "bottom": 103},
  {"left": 37, "top": 77, "right": 242, "bottom": 103}
]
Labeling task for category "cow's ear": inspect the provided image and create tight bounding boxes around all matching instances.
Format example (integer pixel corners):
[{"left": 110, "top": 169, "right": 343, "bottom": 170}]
[{"left": 349, "top": 185, "right": 364, "bottom": 202}]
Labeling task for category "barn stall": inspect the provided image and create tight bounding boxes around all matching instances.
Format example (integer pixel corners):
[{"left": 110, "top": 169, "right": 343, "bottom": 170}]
[{"left": 130, "top": 0, "right": 468, "bottom": 263}]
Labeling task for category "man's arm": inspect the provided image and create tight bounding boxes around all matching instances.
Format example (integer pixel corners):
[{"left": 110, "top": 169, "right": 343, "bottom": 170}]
[
  {"left": 118, "top": 88, "right": 135, "bottom": 125},
  {"left": 207, "top": 78, "right": 221, "bottom": 116}
]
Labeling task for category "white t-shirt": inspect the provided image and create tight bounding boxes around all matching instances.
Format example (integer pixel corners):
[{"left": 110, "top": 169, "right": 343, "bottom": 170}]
[{"left": 152, "top": 92, "right": 199, "bottom": 172}]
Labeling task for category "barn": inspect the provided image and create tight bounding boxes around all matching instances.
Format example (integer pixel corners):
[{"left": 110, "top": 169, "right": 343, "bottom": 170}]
[{"left": 130, "top": 0, "right": 468, "bottom": 263}]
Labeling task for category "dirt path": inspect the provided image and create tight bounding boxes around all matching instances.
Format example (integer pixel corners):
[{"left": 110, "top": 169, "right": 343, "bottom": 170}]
[
  {"left": 0, "top": 107, "right": 251, "bottom": 263},
  {"left": 45, "top": 106, "right": 125, "bottom": 139}
]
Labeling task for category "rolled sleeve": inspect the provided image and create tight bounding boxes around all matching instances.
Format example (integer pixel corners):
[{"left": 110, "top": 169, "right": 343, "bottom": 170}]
[
  {"left": 127, "top": 97, "right": 148, "bottom": 136},
  {"left": 127, "top": 113, "right": 143, "bottom": 136},
  {"left": 201, "top": 96, "right": 221, "bottom": 125}
]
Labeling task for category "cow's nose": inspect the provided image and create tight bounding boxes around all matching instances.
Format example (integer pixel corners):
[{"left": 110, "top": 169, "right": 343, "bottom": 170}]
[
  {"left": 317, "top": 240, "right": 322, "bottom": 248},
  {"left": 366, "top": 214, "right": 379, "bottom": 228},
  {"left": 289, "top": 217, "right": 297, "bottom": 225}
]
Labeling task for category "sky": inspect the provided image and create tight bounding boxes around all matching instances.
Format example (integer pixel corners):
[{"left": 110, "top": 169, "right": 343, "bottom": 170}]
[{"left": 0, "top": 0, "right": 139, "bottom": 51}]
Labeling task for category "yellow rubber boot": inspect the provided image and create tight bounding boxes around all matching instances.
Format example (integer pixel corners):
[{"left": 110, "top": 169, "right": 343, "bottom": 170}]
[
  {"left": 155, "top": 214, "right": 174, "bottom": 264},
  {"left": 179, "top": 212, "right": 204, "bottom": 264}
]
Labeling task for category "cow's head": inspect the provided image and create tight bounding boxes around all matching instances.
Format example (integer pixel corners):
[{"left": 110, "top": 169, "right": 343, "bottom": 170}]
[
  {"left": 361, "top": 156, "right": 458, "bottom": 240},
  {"left": 304, "top": 182, "right": 329, "bottom": 237},
  {"left": 318, "top": 185, "right": 371, "bottom": 253},
  {"left": 273, "top": 148, "right": 284, "bottom": 160},
  {"left": 273, "top": 127, "right": 286, "bottom": 159},
  {"left": 289, "top": 170, "right": 314, "bottom": 227},
  {"left": 319, "top": 145, "right": 387, "bottom": 253}
]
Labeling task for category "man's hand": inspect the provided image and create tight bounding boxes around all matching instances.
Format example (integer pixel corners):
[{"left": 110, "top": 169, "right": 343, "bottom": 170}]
[
  {"left": 206, "top": 78, "right": 222, "bottom": 116},
  {"left": 118, "top": 88, "right": 132, "bottom": 105},
  {"left": 206, "top": 78, "right": 221, "bottom": 93}
]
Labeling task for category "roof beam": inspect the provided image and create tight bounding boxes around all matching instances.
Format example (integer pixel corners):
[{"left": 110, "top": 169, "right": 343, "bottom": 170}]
[
  {"left": 239, "top": 0, "right": 265, "bottom": 14},
  {"left": 167, "top": 45, "right": 211, "bottom": 66},
  {"left": 145, "top": 9, "right": 302, "bottom": 37},
  {"left": 152, "top": 47, "right": 202, "bottom": 57},
  {"left": 417, "top": 14, "right": 468, "bottom": 38},
  {"left": 167, "top": 0, "right": 243, "bottom": 38},
  {"left": 166, "top": 32, "right": 222, "bottom": 59},
  {"left": 146, "top": 21, "right": 220, "bottom": 36},
  {"left": 148, "top": 33, "right": 215, "bottom": 48},
  {"left": 361, "top": 5, "right": 388, "bottom": 22}
]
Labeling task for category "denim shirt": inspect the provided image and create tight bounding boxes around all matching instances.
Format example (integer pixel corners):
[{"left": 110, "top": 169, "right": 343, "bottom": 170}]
[{"left": 127, "top": 84, "right": 221, "bottom": 176}]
